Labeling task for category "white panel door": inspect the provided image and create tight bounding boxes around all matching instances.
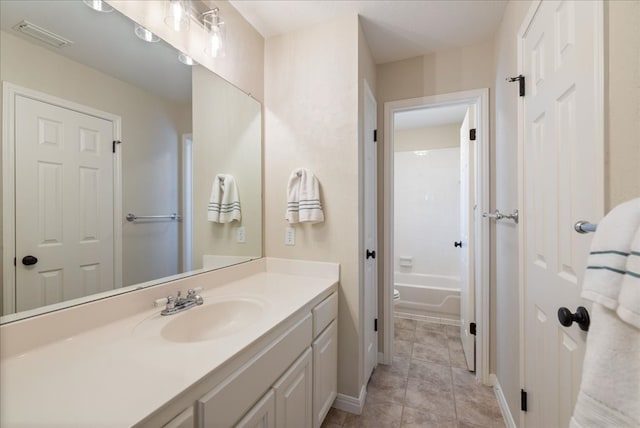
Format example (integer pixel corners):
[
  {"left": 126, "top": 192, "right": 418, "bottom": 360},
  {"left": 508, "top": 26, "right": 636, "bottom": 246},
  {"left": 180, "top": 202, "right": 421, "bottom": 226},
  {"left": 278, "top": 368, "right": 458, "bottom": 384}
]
[
  {"left": 363, "top": 81, "right": 378, "bottom": 383},
  {"left": 459, "top": 106, "right": 476, "bottom": 371},
  {"left": 521, "top": 1, "right": 603, "bottom": 426},
  {"left": 274, "top": 348, "right": 312, "bottom": 428},
  {"left": 15, "top": 95, "right": 115, "bottom": 311},
  {"left": 236, "top": 390, "right": 276, "bottom": 428},
  {"left": 313, "top": 321, "right": 337, "bottom": 428}
]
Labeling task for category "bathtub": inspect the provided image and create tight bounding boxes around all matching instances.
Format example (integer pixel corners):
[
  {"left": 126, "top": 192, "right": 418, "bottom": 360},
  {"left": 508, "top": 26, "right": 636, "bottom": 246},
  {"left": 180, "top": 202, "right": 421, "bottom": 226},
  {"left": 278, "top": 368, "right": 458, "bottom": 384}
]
[{"left": 394, "top": 272, "right": 461, "bottom": 321}]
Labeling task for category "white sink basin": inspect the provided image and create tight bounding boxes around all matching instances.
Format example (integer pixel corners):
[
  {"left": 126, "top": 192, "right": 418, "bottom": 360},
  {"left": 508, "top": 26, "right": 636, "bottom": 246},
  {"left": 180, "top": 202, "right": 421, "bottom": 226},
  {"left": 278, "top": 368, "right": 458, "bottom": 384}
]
[{"left": 160, "top": 297, "right": 267, "bottom": 343}]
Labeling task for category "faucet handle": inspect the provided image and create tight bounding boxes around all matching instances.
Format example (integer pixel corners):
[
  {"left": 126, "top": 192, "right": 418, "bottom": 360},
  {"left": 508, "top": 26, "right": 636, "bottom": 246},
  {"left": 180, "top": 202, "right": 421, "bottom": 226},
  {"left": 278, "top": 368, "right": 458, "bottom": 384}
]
[{"left": 166, "top": 295, "right": 175, "bottom": 309}]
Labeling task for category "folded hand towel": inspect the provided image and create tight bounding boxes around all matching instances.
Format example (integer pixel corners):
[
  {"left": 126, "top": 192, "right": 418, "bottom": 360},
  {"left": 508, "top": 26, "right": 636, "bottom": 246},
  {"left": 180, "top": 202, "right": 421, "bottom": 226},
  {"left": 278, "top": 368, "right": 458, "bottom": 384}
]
[
  {"left": 285, "top": 168, "right": 324, "bottom": 224},
  {"left": 570, "top": 197, "right": 640, "bottom": 428},
  {"left": 208, "top": 174, "right": 241, "bottom": 223}
]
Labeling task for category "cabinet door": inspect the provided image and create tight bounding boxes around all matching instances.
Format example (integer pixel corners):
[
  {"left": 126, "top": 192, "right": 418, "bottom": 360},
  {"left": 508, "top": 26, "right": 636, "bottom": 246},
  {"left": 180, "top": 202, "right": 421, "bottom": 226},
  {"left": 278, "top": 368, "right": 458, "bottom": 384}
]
[
  {"left": 235, "top": 389, "right": 275, "bottom": 428},
  {"left": 273, "top": 348, "right": 312, "bottom": 428},
  {"left": 163, "top": 406, "right": 194, "bottom": 428},
  {"left": 312, "top": 320, "right": 337, "bottom": 428}
]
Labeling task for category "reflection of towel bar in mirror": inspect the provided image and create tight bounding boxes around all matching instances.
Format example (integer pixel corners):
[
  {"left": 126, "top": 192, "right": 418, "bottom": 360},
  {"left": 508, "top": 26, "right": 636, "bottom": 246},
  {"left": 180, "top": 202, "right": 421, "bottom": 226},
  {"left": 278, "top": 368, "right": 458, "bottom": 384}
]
[
  {"left": 126, "top": 213, "right": 181, "bottom": 222},
  {"left": 482, "top": 209, "right": 519, "bottom": 223}
]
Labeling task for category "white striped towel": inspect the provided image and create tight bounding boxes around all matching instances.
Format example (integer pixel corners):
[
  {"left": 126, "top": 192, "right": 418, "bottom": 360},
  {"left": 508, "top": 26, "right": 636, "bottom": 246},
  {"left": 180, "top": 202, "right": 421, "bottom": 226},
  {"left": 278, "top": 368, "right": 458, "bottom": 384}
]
[
  {"left": 286, "top": 168, "right": 324, "bottom": 224},
  {"left": 208, "top": 174, "right": 241, "bottom": 223},
  {"left": 570, "top": 197, "right": 640, "bottom": 428},
  {"left": 581, "top": 197, "right": 640, "bottom": 325}
]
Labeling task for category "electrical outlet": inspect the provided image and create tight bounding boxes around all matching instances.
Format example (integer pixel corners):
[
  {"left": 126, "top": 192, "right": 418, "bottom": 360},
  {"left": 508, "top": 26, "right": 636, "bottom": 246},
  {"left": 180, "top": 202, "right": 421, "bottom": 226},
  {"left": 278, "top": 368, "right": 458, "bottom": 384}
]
[
  {"left": 236, "top": 226, "right": 246, "bottom": 243},
  {"left": 285, "top": 227, "right": 295, "bottom": 246}
]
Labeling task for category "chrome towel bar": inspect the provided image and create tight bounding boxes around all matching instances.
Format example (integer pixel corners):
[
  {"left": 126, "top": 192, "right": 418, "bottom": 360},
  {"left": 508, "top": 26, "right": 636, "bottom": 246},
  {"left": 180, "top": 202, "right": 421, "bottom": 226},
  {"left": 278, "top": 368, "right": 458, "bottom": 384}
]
[
  {"left": 126, "top": 212, "right": 181, "bottom": 222},
  {"left": 574, "top": 221, "right": 597, "bottom": 234},
  {"left": 482, "top": 209, "right": 519, "bottom": 224}
]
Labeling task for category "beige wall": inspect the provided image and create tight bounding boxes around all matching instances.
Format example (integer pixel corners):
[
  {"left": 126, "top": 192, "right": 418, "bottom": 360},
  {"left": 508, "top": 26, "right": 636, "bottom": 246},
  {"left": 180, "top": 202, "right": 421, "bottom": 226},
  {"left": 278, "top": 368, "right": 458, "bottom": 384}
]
[
  {"left": 491, "top": 0, "right": 532, "bottom": 420},
  {"left": 192, "top": 65, "right": 262, "bottom": 266},
  {"left": 606, "top": 0, "right": 640, "bottom": 208},
  {"left": 375, "top": 39, "right": 495, "bottom": 354},
  {"left": 394, "top": 124, "right": 461, "bottom": 152},
  {"left": 264, "top": 15, "right": 362, "bottom": 398},
  {"left": 0, "top": 30, "right": 191, "bottom": 302},
  {"left": 108, "top": 0, "right": 265, "bottom": 102}
]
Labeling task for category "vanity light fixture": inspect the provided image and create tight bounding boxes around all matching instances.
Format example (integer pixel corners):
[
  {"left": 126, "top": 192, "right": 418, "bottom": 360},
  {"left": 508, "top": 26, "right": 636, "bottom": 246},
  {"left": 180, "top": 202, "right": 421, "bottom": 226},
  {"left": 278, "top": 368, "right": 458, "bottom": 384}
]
[
  {"left": 164, "top": 0, "right": 191, "bottom": 32},
  {"left": 178, "top": 52, "right": 194, "bottom": 65},
  {"left": 82, "top": 0, "right": 114, "bottom": 13},
  {"left": 134, "top": 24, "right": 160, "bottom": 43},
  {"left": 203, "top": 8, "right": 225, "bottom": 58}
]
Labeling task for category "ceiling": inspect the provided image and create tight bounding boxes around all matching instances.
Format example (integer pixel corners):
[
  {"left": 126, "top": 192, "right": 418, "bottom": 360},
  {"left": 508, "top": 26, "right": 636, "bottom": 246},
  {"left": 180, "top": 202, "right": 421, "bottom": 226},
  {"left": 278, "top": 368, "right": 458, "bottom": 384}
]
[
  {"left": 229, "top": 0, "right": 508, "bottom": 64},
  {"left": 395, "top": 104, "right": 468, "bottom": 130},
  {"left": 0, "top": 0, "right": 192, "bottom": 103}
]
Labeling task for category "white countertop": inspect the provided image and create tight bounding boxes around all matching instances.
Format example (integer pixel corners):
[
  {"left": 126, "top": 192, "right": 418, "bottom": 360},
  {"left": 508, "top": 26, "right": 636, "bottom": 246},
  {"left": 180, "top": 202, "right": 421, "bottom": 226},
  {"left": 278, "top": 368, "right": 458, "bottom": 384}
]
[{"left": 0, "top": 260, "right": 338, "bottom": 427}]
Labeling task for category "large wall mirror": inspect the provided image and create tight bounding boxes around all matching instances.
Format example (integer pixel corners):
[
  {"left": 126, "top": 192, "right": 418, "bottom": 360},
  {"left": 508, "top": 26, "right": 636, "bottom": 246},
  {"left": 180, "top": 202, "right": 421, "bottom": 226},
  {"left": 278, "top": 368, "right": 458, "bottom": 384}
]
[{"left": 0, "top": 1, "right": 262, "bottom": 323}]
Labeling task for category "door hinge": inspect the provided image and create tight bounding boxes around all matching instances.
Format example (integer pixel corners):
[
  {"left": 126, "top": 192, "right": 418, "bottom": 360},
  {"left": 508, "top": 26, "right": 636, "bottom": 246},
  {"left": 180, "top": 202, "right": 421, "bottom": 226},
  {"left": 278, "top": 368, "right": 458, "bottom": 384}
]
[
  {"left": 374, "top": 318, "right": 378, "bottom": 332},
  {"left": 470, "top": 322, "right": 476, "bottom": 336},
  {"left": 373, "top": 129, "right": 377, "bottom": 142},
  {"left": 112, "top": 140, "right": 121, "bottom": 153},
  {"left": 521, "top": 389, "right": 528, "bottom": 412},
  {"left": 470, "top": 128, "right": 476, "bottom": 141},
  {"left": 506, "top": 74, "right": 526, "bottom": 97},
  {"left": 14, "top": 257, "right": 16, "bottom": 266}
]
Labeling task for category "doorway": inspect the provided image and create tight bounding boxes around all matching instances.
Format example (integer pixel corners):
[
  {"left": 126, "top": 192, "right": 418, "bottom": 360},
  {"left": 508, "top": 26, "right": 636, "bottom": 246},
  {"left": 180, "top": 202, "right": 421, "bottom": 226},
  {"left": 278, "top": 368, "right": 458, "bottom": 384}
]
[{"left": 382, "top": 89, "right": 490, "bottom": 384}]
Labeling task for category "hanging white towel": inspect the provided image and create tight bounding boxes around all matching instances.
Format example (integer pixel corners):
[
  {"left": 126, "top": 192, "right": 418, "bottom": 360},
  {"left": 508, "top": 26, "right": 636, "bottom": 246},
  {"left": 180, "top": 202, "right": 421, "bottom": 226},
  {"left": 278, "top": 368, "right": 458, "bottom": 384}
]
[
  {"left": 570, "top": 197, "right": 640, "bottom": 428},
  {"left": 285, "top": 168, "right": 324, "bottom": 224},
  {"left": 208, "top": 174, "right": 241, "bottom": 223}
]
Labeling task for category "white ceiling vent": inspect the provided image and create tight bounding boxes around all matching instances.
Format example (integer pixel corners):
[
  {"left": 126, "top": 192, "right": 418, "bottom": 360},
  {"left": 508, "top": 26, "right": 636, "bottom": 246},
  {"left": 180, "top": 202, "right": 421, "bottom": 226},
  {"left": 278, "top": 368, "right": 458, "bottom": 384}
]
[{"left": 13, "top": 20, "right": 73, "bottom": 48}]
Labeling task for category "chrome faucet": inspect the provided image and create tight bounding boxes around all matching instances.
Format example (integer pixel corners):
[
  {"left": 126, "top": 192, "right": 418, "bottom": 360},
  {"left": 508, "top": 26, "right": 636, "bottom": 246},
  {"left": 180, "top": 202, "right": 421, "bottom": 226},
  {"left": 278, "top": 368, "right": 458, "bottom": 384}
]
[{"left": 160, "top": 289, "right": 204, "bottom": 316}]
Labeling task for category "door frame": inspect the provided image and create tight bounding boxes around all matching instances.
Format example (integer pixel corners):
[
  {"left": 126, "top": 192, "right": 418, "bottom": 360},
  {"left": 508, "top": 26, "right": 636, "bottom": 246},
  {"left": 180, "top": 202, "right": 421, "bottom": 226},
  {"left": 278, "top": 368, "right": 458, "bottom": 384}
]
[
  {"left": 181, "top": 133, "right": 193, "bottom": 273},
  {"left": 362, "top": 78, "right": 378, "bottom": 384},
  {"left": 2, "top": 82, "right": 123, "bottom": 315},
  {"left": 517, "top": 1, "right": 605, "bottom": 426},
  {"left": 382, "top": 88, "right": 490, "bottom": 384}
]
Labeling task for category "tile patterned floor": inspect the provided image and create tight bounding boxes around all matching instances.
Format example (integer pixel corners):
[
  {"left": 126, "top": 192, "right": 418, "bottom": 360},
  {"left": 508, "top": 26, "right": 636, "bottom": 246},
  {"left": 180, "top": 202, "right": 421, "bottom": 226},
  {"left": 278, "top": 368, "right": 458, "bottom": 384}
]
[{"left": 321, "top": 317, "right": 505, "bottom": 428}]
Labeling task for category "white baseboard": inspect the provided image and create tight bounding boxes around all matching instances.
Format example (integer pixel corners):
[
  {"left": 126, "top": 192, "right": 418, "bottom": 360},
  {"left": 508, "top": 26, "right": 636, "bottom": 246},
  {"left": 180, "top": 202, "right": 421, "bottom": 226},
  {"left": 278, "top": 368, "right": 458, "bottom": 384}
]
[
  {"left": 490, "top": 374, "right": 516, "bottom": 428},
  {"left": 332, "top": 384, "right": 367, "bottom": 415}
]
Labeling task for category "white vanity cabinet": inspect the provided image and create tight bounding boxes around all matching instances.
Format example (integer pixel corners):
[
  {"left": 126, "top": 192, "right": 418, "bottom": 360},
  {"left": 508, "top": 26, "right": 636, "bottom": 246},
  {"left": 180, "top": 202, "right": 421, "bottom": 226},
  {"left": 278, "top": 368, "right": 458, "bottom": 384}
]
[
  {"left": 311, "top": 292, "right": 338, "bottom": 428},
  {"left": 273, "top": 348, "right": 313, "bottom": 428},
  {"left": 163, "top": 407, "right": 195, "bottom": 428},
  {"left": 235, "top": 390, "right": 276, "bottom": 428},
  {"left": 140, "top": 291, "right": 338, "bottom": 428}
]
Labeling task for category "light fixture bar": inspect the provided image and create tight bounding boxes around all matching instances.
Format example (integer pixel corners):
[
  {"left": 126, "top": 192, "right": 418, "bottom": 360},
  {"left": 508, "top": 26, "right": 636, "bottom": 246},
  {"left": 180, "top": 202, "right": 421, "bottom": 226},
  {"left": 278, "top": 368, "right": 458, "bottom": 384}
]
[
  {"left": 82, "top": 0, "right": 114, "bottom": 13},
  {"left": 13, "top": 20, "right": 73, "bottom": 48}
]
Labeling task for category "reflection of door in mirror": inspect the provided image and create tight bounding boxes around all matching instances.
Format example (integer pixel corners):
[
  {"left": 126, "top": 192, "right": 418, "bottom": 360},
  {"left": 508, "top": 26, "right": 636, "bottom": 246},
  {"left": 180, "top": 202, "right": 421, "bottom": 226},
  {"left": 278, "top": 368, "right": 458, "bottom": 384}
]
[{"left": 11, "top": 88, "right": 121, "bottom": 313}]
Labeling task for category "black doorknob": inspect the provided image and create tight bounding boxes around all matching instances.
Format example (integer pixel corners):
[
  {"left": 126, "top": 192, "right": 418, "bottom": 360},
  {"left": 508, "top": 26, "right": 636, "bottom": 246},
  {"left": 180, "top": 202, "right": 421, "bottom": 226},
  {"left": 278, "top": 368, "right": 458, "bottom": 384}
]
[
  {"left": 557, "top": 306, "right": 590, "bottom": 331},
  {"left": 366, "top": 249, "right": 376, "bottom": 260},
  {"left": 22, "top": 255, "right": 38, "bottom": 266},
  {"left": 454, "top": 241, "right": 462, "bottom": 248}
]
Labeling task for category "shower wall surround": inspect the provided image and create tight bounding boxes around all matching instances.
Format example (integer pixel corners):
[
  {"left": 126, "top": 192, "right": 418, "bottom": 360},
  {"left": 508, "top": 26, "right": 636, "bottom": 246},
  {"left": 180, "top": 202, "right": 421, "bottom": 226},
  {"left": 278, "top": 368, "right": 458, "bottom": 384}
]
[{"left": 394, "top": 148, "right": 461, "bottom": 277}]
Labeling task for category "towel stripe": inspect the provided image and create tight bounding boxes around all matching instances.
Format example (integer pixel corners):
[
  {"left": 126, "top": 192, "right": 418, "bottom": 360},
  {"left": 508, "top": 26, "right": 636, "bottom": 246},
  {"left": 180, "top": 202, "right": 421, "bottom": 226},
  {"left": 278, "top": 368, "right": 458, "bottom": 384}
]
[
  {"left": 590, "top": 250, "right": 630, "bottom": 256},
  {"left": 586, "top": 265, "right": 627, "bottom": 275},
  {"left": 631, "top": 251, "right": 640, "bottom": 256},
  {"left": 627, "top": 270, "right": 640, "bottom": 279}
]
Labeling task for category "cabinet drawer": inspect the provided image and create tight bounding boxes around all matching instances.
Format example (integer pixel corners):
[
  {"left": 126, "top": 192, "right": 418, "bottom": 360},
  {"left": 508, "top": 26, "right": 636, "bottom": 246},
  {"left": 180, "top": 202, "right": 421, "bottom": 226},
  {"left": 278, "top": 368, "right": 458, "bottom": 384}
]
[{"left": 312, "top": 293, "right": 337, "bottom": 338}]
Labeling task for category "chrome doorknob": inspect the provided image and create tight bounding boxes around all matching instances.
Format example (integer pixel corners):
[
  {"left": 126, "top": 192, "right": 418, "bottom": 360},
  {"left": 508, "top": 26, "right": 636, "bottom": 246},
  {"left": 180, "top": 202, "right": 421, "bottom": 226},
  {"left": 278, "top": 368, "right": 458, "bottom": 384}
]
[{"left": 557, "top": 306, "right": 590, "bottom": 331}]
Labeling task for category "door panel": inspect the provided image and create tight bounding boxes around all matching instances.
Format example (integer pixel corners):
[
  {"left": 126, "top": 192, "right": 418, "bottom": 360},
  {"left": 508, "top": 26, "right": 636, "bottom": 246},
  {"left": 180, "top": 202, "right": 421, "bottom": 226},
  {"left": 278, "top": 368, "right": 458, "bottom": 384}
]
[
  {"left": 15, "top": 95, "right": 115, "bottom": 311},
  {"left": 522, "top": 1, "right": 603, "bottom": 426}
]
